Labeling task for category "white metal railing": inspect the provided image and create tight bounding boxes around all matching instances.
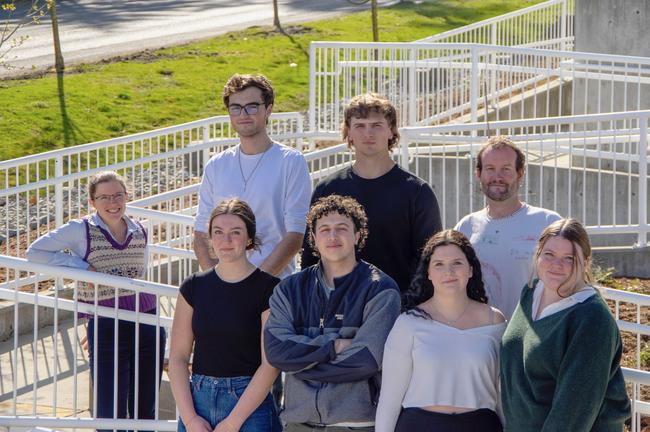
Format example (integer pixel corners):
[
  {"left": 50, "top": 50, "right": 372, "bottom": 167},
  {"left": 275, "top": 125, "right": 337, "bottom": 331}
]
[
  {"left": 309, "top": 42, "right": 650, "bottom": 134},
  {"left": 400, "top": 110, "right": 650, "bottom": 248},
  {"left": 1, "top": 254, "right": 649, "bottom": 430},
  {"left": 0, "top": 255, "right": 177, "bottom": 430},
  {"left": 602, "top": 287, "right": 650, "bottom": 431},
  {"left": 0, "top": 112, "right": 304, "bottom": 261},
  {"left": 418, "top": 0, "right": 575, "bottom": 52}
]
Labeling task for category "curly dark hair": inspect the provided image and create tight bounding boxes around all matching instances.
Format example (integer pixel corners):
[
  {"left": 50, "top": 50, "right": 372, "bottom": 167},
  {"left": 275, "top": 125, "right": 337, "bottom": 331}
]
[
  {"left": 403, "top": 229, "right": 487, "bottom": 318},
  {"left": 306, "top": 195, "right": 369, "bottom": 258}
]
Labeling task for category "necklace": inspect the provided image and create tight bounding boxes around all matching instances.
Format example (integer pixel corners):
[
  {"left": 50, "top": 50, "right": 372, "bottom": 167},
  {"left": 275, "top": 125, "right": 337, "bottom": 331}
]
[
  {"left": 430, "top": 299, "right": 470, "bottom": 326},
  {"left": 238, "top": 143, "right": 271, "bottom": 191}
]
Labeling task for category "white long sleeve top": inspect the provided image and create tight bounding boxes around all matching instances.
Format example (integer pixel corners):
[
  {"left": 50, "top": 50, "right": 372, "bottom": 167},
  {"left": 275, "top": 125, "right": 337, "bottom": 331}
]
[{"left": 375, "top": 312, "right": 506, "bottom": 432}]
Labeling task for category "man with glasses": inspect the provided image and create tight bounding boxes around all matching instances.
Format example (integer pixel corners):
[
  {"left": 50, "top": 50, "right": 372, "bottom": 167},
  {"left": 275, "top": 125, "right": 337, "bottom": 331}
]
[{"left": 193, "top": 74, "right": 311, "bottom": 279}]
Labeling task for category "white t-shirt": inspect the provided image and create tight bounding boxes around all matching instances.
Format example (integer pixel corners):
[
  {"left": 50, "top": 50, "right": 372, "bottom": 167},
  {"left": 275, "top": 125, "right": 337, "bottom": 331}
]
[
  {"left": 376, "top": 313, "right": 506, "bottom": 432},
  {"left": 194, "top": 142, "right": 312, "bottom": 278},
  {"left": 454, "top": 204, "right": 561, "bottom": 319}
]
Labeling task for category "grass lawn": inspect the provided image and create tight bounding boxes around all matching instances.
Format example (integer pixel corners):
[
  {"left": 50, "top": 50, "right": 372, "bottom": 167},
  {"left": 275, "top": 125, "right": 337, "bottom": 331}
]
[{"left": 0, "top": 0, "right": 543, "bottom": 161}]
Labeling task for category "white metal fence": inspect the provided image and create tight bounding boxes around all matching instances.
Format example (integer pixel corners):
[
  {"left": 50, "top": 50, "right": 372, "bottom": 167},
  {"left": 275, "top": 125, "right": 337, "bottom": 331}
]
[
  {"left": 418, "top": 0, "right": 575, "bottom": 52},
  {"left": 400, "top": 110, "right": 650, "bottom": 248},
  {"left": 0, "top": 112, "right": 304, "bottom": 263},
  {"left": 309, "top": 42, "right": 650, "bottom": 133},
  {"left": 0, "top": 255, "right": 177, "bottom": 431}
]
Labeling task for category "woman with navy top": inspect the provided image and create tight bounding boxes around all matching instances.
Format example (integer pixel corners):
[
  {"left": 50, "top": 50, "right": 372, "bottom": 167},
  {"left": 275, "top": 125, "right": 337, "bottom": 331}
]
[
  {"left": 26, "top": 171, "right": 165, "bottom": 429},
  {"left": 169, "top": 198, "right": 282, "bottom": 432},
  {"left": 376, "top": 229, "right": 506, "bottom": 432}
]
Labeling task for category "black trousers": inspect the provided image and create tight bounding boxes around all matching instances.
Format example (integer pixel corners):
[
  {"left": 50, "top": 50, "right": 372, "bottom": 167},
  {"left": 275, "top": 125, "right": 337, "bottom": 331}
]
[{"left": 394, "top": 408, "right": 502, "bottom": 432}]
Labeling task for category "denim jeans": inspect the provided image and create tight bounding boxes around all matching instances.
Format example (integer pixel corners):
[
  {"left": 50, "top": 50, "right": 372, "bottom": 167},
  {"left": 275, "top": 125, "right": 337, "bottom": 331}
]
[
  {"left": 87, "top": 314, "right": 166, "bottom": 432},
  {"left": 178, "top": 374, "right": 282, "bottom": 432}
]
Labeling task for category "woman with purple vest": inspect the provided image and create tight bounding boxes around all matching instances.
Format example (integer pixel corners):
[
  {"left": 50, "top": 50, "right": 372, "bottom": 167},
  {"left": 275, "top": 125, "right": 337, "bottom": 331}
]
[{"left": 26, "top": 170, "right": 165, "bottom": 431}]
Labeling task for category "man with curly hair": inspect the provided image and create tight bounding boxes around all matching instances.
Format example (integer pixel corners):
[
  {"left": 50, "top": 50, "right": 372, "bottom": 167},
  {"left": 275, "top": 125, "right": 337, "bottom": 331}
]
[
  {"left": 300, "top": 93, "right": 441, "bottom": 292},
  {"left": 265, "top": 195, "right": 400, "bottom": 431}
]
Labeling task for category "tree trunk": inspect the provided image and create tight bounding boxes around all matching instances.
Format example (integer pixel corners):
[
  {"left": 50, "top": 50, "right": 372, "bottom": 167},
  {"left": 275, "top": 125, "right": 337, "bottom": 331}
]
[
  {"left": 49, "top": 0, "right": 64, "bottom": 73},
  {"left": 273, "top": 0, "right": 281, "bottom": 29},
  {"left": 371, "top": 0, "right": 379, "bottom": 42}
]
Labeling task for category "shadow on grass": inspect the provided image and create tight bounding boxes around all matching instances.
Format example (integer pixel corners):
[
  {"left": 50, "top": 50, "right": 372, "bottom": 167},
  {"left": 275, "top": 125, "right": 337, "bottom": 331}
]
[
  {"left": 276, "top": 24, "right": 310, "bottom": 60},
  {"left": 56, "top": 72, "right": 87, "bottom": 147}
]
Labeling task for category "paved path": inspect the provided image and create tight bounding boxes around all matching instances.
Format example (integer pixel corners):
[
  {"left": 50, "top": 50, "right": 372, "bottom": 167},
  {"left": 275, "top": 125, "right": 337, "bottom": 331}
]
[{"left": 1, "top": 0, "right": 398, "bottom": 78}]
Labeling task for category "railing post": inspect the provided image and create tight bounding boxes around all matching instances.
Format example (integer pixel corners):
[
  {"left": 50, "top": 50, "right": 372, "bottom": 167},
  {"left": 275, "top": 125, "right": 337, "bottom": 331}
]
[
  {"left": 409, "top": 47, "right": 418, "bottom": 126},
  {"left": 296, "top": 114, "right": 305, "bottom": 152},
  {"left": 470, "top": 46, "right": 479, "bottom": 124},
  {"left": 54, "top": 155, "right": 63, "bottom": 228},
  {"left": 490, "top": 24, "right": 497, "bottom": 108},
  {"left": 560, "top": 0, "right": 567, "bottom": 52},
  {"left": 309, "top": 42, "right": 317, "bottom": 136},
  {"left": 637, "top": 116, "right": 648, "bottom": 247},
  {"left": 400, "top": 128, "right": 410, "bottom": 169}
]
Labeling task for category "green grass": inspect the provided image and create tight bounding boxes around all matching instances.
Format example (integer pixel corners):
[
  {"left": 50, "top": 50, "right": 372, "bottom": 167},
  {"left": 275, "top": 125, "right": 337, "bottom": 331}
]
[{"left": 0, "top": 0, "right": 543, "bottom": 161}]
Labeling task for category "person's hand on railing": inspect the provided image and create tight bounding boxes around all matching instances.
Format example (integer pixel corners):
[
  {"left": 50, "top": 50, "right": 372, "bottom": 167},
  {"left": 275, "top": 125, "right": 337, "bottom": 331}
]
[
  {"left": 84, "top": 264, "right": 97, "bottom": 290},
  {"left": 186, "top": 414, "right": 212, "bottom": 432},
  {"left": 80, "top": 335, "right": 89, "bottom": 352}
]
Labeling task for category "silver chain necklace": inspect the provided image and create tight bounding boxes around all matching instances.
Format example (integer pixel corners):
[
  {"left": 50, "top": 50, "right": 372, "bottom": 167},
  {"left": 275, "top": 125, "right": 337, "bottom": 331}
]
[{"left": 238, "top": 144, "right": 271, "bottom": 191}]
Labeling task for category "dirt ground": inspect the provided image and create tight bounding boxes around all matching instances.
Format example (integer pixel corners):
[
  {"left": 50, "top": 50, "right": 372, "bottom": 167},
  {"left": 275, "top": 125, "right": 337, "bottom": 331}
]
[{"left": 603, "top": 278, "right": 650, "bottom": 431}]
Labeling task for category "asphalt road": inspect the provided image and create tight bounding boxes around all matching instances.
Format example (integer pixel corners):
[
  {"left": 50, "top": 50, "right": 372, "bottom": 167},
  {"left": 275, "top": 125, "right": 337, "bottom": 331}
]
[{"left": 0, "top": 0, "right": 398, "bottom": 78}]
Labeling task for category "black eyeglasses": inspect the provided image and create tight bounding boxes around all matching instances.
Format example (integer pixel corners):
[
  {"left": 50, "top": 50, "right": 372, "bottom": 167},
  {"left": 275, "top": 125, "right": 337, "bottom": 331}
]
[{"left": 228, "top": 103, "right": 263, "bottom": 116}]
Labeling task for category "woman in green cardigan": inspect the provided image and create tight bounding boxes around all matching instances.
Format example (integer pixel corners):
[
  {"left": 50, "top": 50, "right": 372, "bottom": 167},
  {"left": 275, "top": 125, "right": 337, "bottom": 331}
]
[{"left": 500, "top": 218, "right": 630, "bottom": 431}]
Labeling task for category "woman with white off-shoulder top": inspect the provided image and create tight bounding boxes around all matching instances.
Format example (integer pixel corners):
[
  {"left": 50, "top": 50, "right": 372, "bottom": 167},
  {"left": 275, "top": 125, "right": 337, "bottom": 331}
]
[{"left": 376, "top": 229, "right": 505, "bottom": 432}]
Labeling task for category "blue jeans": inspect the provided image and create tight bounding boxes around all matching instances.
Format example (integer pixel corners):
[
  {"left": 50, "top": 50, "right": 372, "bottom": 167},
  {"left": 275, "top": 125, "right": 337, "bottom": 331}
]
[
  {"left": 87, "top": 314, "right": 166, "bottom": 432},
  {"left": 178, "top": 374, "right": 282, "bottom": 432}
]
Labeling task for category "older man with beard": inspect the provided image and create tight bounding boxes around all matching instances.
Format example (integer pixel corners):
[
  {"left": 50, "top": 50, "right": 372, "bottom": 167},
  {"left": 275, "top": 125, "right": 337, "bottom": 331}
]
[{"left": 454, "top": 136, "right": 561, "bottom": 319}]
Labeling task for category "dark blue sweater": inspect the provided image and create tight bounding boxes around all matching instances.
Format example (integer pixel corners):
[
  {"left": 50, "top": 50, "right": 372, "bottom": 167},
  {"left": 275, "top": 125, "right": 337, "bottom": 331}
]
[{"left": 264, "top": 260, "right": 400, "bottom": 425}]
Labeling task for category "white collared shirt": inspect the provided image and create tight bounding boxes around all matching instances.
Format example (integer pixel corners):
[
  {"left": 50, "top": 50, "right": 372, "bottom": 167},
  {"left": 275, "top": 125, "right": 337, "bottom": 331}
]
[{"left": 532, "top": 280, "right": 596, "bottom": 321}]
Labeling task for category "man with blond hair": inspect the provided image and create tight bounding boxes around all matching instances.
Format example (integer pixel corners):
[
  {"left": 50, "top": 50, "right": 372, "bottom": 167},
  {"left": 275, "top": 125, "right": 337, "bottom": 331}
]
[
  {"left": 455, "top": 135, "right": 561, "bottom": 319},
  {"left": 194, "top": 73, "right": 311, "bottom": 278},
  {"left": 301, "top": 93, "right": 441, "bottom": 292}
]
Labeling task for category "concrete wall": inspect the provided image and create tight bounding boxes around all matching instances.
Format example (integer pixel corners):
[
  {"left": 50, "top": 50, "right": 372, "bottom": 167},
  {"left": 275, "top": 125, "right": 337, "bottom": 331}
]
[
  {"left": 574, "top": 0, "right": 650, "bottom": 115},
  {"left": 575, "top": 0, "right": 650, "bottom": 57}
]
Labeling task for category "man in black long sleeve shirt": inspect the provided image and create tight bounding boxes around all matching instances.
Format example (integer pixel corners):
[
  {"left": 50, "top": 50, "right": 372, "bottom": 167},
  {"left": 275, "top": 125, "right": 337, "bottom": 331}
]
[{"left": 300, "top": 94, "right": 442, "bottom": 292}]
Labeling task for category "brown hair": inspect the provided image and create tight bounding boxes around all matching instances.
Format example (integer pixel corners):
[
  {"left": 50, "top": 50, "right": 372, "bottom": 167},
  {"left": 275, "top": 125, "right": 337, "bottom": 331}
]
[
  {"left": 476, "top": 135, "right": 525, "bottom": 174},
  {"left": 208, "top": 198, "right": 261, "bottom": 251},
  {"left": 305, "top": 195, "right": 369, "bottom": 258},
  {"left": 341, "top": 93, "right": 400, "bottom": 151},
  {"left": 88, "top": 171, "right": 128, "bottom": 199},
  {"left": 530, "top": 218, "right": 593, "bottom": 297},
  {"left": 222, "top": 74, "right": 275, "bottom": 108}
]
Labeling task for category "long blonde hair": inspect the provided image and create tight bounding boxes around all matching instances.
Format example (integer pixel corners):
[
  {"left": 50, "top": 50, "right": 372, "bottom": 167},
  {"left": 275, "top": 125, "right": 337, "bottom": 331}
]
[{"left": 530, "top": 218, "right": 593, "bottom": 297}]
